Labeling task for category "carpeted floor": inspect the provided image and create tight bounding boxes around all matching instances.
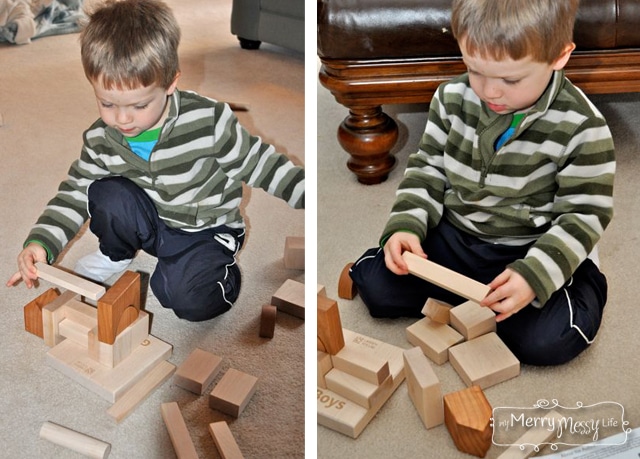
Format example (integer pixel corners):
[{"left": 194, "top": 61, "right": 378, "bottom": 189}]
[
  {"left": 0, "top": 1, "right": 304, "bottom": 458},
  {"left": 316, "top": 61, "right": 640, "bottom": 457}
]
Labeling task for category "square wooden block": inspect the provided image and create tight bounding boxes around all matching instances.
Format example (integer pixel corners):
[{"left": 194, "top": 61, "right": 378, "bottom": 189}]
[
  {"left": 174, "top": 348, "right": 223, "bottom": 395},
  {"left": 209, "top": 368, "right": 258, "bottom": 417},
  {"left": 449, "top": 300, "right": 496, "bottom": 341},
  {"left": 406, "top": 317, "right": 464, "bottom": 365},
  {"left": 271, "top": 279, "right": 305, "bottom": 319}
]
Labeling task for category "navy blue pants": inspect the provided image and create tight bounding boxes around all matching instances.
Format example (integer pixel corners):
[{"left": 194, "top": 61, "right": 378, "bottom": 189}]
[
  {"left": 87, "top": 177, "right": 244, "bottom": 322},
  {"left": 350, "top": 219, "right": 607, "bottom": 365}
]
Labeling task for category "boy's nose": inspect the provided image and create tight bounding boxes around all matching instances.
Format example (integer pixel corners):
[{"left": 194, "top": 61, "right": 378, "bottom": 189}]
[
  {"left": 115, "top": 108, "right": 132, "bottom": 124},
  {"left": 483, "top": 81, "right": 502, "bottom": 99}
]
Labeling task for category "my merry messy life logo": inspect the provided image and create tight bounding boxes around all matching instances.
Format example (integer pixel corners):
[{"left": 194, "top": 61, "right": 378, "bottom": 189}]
[{"left": 492, "top": 399, "right": 630, "bottom": 452}]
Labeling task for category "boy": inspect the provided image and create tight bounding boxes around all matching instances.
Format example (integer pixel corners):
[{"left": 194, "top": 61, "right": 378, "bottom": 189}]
[
  {"left": 6, "top": 0, "right": 304, "bottom": 322},
  {"left": 349, "top": 0, "right": 615, "bottom": 365}
]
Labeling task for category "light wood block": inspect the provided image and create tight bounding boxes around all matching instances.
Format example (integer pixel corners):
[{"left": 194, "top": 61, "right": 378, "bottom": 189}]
[
  {"left": 97, "top": 271, "right": 141, "bottom": 344},
  {"left": 209, "top": 368, "right": 258, "bottom": 418},
  {"left": 24, "top": 288, "right": 60, "bottom": 338},
  {"left": 406, "top": 317, "right": 464, "bottom": 365},
  {"left": 422, "top": 297, "right": 453, "bottom": 324},
  {"left": 35, "top": 262, "right": 106, "bottom": 300},
  {"left": 88, "top": 310, "right": 150, "bottom": 368},
  {"left": 259, "top": 304, "right": 277, "bottom": 339},
  {"left": 209, "top": 421, "right": 244, "bottom": 459},
  {"left": 496, "top": 410, "right": 562, "bottom": 459},
  {"left": 325, "top": 368, "right": 393, "bottom": 409},
  {"left": 450, "top": 300, "right": 496, "bottom": 340},
  {"left": 174, "top": 348, "right": 223, "bottom": 395},
  {"left": 59, "top": 318, "right": 92, "bottom": 347},
  {"left": 42, "top": 294, "right": 90, "bottom": 347},
  {"left": 317, "top": 284, "right": 327, "bottom": 297},
  {"left": 40, "top": 421, "right": 111, "bottom": 459},
  {"left": 161, "top": 402, "right": 199, "bottom": 459},
  {"left": 107, "top": 360, "right": 175, "bottom": 423},
  {"left": 337, "top": 262, "right": 357, "bottom": 299},
  {"left": 403, "top": 346, "right": 443, "bottom": 429},
  {"left": 317, "top": 350, "right": 333, "bottom": 389},
  {"left": 449, "top": 332, "right": 520, "bottom": 389},
  {"left": 331, "top": 337, "right": 390, "bottom": 386},
  {"left": 317, "top": 295, "right": 345, "bottom": 355},
  {"left": 402, "top": 252, "right": 490, "bottom": 303},
  {"left": 444, "top": 385, "right": 493, "bottom": 458},
  {"left": 271, "top": 279, "right": 305, "bottom": 319},
  {"left": 283, "top": 236, "right": 304, "bottom": 270},
  {"left": 317, "top": 329, "right": 406, "bottom": 438}
]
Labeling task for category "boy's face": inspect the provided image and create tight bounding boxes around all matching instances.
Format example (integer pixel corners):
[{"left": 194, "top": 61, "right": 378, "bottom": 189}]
[
  {"left": 91, "top": 76, "right": 179, "bottom": 137},
  {"left": 459, "top": 40, "right": 572, "bottom": 115}
]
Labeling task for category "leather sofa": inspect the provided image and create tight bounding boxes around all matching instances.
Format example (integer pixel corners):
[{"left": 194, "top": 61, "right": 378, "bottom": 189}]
[
  {"left": 231, "top": 0, "right": 304, "bottom": 53},
  {"left": 318, "top": 0, "right": 640, "bottom": 184}
]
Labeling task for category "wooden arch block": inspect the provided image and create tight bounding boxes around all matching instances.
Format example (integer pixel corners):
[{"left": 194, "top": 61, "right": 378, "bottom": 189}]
[
  {"left": 338, "top": 263, "right": 357, "bottom": 299},
  {"left": 97, "top": 271, "right": 141, "bottom": 344}
]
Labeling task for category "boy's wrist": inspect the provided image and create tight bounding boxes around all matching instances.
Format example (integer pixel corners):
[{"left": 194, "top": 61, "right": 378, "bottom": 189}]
[{"left": 24, "top": 240, "right": 53, "bottom": 263}]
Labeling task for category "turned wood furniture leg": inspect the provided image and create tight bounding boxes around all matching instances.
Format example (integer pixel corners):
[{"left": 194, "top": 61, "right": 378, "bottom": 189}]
[{"left": 338, "top": 106, "right": 398, "bottom": 185}]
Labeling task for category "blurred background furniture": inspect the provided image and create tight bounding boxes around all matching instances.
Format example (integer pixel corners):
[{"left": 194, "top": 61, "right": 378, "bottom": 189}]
[
  {"left": 318, "top": 0, "right": 640, "bottom": 184},
  {"left": 231, "top": 0, "right": 304, "bottom": 53}
]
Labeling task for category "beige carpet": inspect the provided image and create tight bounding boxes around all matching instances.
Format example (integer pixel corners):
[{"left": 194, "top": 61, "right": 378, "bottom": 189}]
[
  {"left": 316, "top": 62, "right": 640, "bottom": 457},
  {"left": 0, "top": 1, "right": 304, "bottom": 458}
]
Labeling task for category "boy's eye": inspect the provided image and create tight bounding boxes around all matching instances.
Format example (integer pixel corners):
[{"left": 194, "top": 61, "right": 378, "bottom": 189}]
[
  {"left": 503, "top": 79, "right": 520, "bottom": 85},
  {"left": 135, "top": 104, "right": 149, "bottom": 110},
  {"left": 100, "top": 102, "right": 113, "bottom": 108}
]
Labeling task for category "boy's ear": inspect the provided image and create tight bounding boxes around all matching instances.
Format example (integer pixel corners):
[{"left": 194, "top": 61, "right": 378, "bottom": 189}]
[
  {"left": 552, "top": 42, "right": 576, "bottom": 70},
  {"left": 166, "top": 72, "right": 181, "bottom": 95}
]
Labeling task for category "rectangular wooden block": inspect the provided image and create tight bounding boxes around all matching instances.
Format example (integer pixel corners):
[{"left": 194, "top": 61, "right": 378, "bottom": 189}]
[
  {"left": 271, "top": 279, "right": 305, "bottom": 319},
  {"left": 317, "top": 295, "right": 345, "bottom": 355},
  {"left": 422, "top": 297, "right": 453, "bottom": 324},
  {"left": 209, "top": 421, "right": 244, "bottom": 459},
  {"left": 161, "top": 402, "right": 199, "bottom": 459},
  {"left": 406, "top": 317, "right": 464, "bottom": 365},
  {"left": 36, "top": 262, "right": 106, "bottom": 300},
  {"left": 403, "top": 346, "right": 444, "bottom": 429},
  {"left": 42, "top": 290, "right": 81, "bottom": 347},
  {"left": 331, "top": 338, "right": 390, "bottom": 386},
  {"left": 317, "top": 351, "right": 333, "bottom": 389},
  {"left": 450, "top": 301, "right": 496, "bottom": 340},
  {"left": 496, "top": 410, "right": 562, "bottom": 459},
  {"left": 283, "top": 236, "right": 304, "bottom": 270},
  {"left": 209, "top": 368, "right": 258, "bottom": 418},
  {"left": 325, "top": 368, "right": 393, "bottom": 409},
  {"left": 174, "top": 348, "right": 223, "bottom": 395},
  {"left": 88, "top": 311, "right": 150, "bottom": 368},
  {"left": 449, "top": 332, "right": 520, "bottom": 389},
  {"left": 402, "top": 252, "right": 490, "bottom": 303}
]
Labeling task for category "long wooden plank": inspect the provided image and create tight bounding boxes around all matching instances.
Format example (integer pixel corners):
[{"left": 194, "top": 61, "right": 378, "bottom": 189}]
[
  {"left": 209, "top": 421, "right": 244, "bottom": 459},
  {"left": 36, "top": 262, "right": 106, "bottom": 300},
  {"left": 402, "top": 252, "right": 490, "bottom": 303},
  {"left": 161, "top": 402, "right": 199, "bottom": 459}
]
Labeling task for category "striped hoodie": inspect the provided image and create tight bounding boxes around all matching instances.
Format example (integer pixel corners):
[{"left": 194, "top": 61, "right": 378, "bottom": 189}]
[
  {"left": 382, "top": 71, "right": 615, "bottom": 306},
  {"left": 26, "top": 90, "right": 305, "bottom": 262}
]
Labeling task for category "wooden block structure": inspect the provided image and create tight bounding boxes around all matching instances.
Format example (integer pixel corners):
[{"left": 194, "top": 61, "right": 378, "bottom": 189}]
[
  {"left": 40, "top": 421, "right": 111, "bottom": 459},
  {"left": 337, "top": 262, "right": 357, "bottom": 299},
  {"left": 174, "top": 348, "right": 223, "bottom": 395},
  {"left": 161, "top": 402, "right": 199, "bottom": 459},
  {"left": 283, "top": 236, "right": 304, "bottom": 269},
  {"left": 444, "top": 385, "right": 493, "bottom": 458},
  {"left": 402, "top": 252, "right": 490, "bottom": 303},
  {"left": 259, "top": 304, "right": 277, "bottom": 339},
  {"left": 406, "top": 317, "right": 464, "bottom": 365},
  {"left": 449, "top": 300, "right": 496, "bottom": 340},
  {"left": 448, "top": 332, "right": 520, "bottom": 390},
  {"left": 317, "top": 295, "right": 345, "bottom": 355},
  {"left": 325, "top": 368, "right": 393, "bottom": 409},
  {"left": 317, "top": 329, "right": 406, "bottom": 438},
  {"left": 97, "top": 270, "right": 141, "bottom": 344},
  {"left": 271, "top": 279, "right": 305, "bottom": 319},
  {"left": 24, "top": 288, "right": 60, "bottom": 338},
  {"left": 496, "top": 410, "right": 562, "bottom": 459},
  {"left": 35, "top": 262, "right": 106, "bottom": 300},
  {"left": 209, "top": 368, "right": 258, "bottom": 418},
  {"left": 209, "top": 421, "right": 244, "bottom": 459},
  {"left": 422, "top": 297, "right": 453, "bottom": 324},
  {"left": 403, "top": 346, "right": 444, "bottom": 429}
]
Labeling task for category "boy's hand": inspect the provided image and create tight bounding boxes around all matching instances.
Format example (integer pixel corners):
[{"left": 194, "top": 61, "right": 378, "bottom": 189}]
[
  {"left": 6, "top": 243, "right": 48, "bottom": 288},
  {"left": 383, "top": 232, "right": 427, "bottom": 275},
  {"left": 481, "top": 268, "right": 535, "bottom": 322}
]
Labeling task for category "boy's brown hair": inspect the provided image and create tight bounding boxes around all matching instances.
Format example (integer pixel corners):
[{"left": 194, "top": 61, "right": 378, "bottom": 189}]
[
  {"left": 80, "top": 0, "right": 181, "bottom": 90},
  {"left": 451, "top": 0, "right": 580, "bottom": 63}
]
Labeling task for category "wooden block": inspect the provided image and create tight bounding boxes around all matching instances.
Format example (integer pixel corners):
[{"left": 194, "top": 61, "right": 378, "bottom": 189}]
[
  {"left": 209, "top": 421, "right": 244, "bottom": 459},
  {"left": 174, "top": 348, "right": 223, "bottom": 395},
  {"left": 97, "top": 271, "right": 141, "bottom": 344},
  {"left": 55, "top": 299, "right": 99, "bottom": 347},
  {"left": 402, "top": 252, "right": 490, "bottom": 303},
  {"left": 317, "top": 284, "right": 327, "bottom": 297},
  {"left": 24, "top": 288, "right": 60, "bottom": 338},
  {"left": 209, "top": 368, "right": 258, "bottom": 418},
  {"left": 450, "top": 300, "right": 496, "bottom": 340},
  {"left": 259, "top": 304, "right": 277, "bottom": 339},
  {"left": 325, "top": 368, "right": 393, "bottom": 409},
  {"left": 88, "top": 311, "right": 150, "bottom": 368},
  {"left": 337, "top": 262, "right": 357, "bottom": 299},
  {"left": 59, "top": 318, "right": 92, "bottom": 347},
  {"left": 283, "top": 236, "right": 304, "bottom": 269},
  {"left": 444, "top": 385, "right": 493, "bottom": 458},
  {"left": 317, "top": 295, "right": 345, "bottom": 355},
  {"left": 40, "top": 421, "right": 111, "bottom": 459},
  {"left": 35, "top": 262, "right": 106, "bottom": 300},
  {"left": 271, "top": 279, "right": 305, "bottom": 319},
  {"left": 331, "top": 337, "right": 390, "bottom": 386},
  {"left": 406, "top": 317, "right": 464, "bottom": 365},
  {"left": 317, "top": 329, "right": 406, "bottom": 438},
  {"left": 317, "top": 351, "right": 333, "bottom": 389},
  {"left": 161, "top": 402, "right": 199, "bottom": 459},
  {"left": 449, "top": 332, "right": 520, "bottom": 389},
  {"left": 496, "top": 410, "right": 562, "bottom": 459},
  {"left": 403, "top": 346, "right": 444, "bottom": 429},
  {"left": 42, "top": 293, "right": 89, "bottom": 347},
  {"left": 422, "top": 297, "right": 453, "bottom": 324},
  {"left": 107, "top": 360, "right": 175, "bottom": 423},
  {"left": 47, "top": 334, "right": 172, "bottom": 402}
]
